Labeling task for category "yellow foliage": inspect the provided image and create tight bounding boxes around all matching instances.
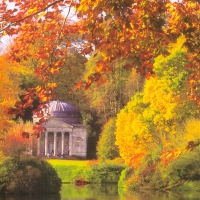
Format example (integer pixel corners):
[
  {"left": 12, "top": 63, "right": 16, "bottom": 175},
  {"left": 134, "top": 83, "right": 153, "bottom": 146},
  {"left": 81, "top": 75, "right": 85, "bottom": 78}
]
[
  {"left": 115, "top": 102, "right": 153, "bottom": 166},
  {"left": 0, "top": 56, "right": 28, "bottom": 135},
  {"left": 176, "top": 118, "right": 200, "bottom": 149}
]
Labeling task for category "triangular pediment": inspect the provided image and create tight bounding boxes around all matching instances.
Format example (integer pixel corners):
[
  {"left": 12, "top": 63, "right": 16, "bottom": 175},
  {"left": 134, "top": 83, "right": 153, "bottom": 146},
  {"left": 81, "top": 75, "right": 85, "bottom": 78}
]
[{"left": 44, "top": 117, "right": 73, "bottom": 129}]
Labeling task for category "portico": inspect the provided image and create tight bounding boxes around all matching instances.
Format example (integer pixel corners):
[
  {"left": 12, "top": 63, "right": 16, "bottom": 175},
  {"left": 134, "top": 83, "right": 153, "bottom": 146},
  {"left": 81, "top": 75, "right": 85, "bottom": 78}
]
[
  {"left": 37, "top": 131, "right": 71, "bottom": 157},
  {"left": 33, "top": 100, "right": 87, "bottom": 158}
]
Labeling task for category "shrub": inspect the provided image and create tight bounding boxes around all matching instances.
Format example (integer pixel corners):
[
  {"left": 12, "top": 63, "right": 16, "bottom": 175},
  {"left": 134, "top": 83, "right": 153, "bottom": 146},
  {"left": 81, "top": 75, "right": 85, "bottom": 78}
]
[
  {"left": 85, "top": 162, "right": 125, "bottom": 184},
  {"left": 168, "top": 148, "right": 200, "bottom": 182},
  {"left": 0, "top": 156, "right": 61, "bottom": 195}
]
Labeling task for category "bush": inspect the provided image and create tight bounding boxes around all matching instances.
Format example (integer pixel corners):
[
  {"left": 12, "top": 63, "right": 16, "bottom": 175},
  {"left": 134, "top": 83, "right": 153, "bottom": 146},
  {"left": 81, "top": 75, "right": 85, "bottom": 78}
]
[
  {"left": 0, "top": 156, "right": 61, "bottom": 195},
  {"left": 85, "top": 162, "right": 125, "bottom": 184},
  {"left": 168, "top": 148, "right": 200, "bottom": 182}
]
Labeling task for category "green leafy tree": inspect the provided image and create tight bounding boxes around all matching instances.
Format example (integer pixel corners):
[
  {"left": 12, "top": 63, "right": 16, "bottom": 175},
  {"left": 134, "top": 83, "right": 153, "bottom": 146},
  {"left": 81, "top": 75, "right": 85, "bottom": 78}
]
[
  {"left": 83, "top": 51, "right": 144, "bottom": 124},
  {"left": 97, "top": 118, "right": 119, "bottom": 160},
  {"left": 51, "top": 50, "right": 87, "bottom": 107}
]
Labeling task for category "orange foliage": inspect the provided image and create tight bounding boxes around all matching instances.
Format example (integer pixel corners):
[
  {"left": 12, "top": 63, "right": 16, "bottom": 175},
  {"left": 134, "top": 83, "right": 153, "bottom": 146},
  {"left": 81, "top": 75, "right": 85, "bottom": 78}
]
[
  {"left": 0, "top": 120, "right": 33, "bottom": 157},
  {"left": 160, "top": 148, "right": 183, "bottom": 167},
  {"left": 0, "top": 0, "right": 199, "bottom": 137}
]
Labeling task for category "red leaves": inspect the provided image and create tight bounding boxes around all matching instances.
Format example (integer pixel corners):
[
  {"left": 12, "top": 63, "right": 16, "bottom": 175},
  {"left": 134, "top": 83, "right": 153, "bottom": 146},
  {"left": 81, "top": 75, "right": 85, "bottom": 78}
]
[
  {"left": 5, "top": 87, "right": 37, "bottom": 117},
  {"left": 23, "top": 88, "right": 36, "bottom": 100},
  {"left": 39, "top": 117, "right": 47, "bottom": 123},
  {"left": 23, "top": 99, "right": 34, "bottom": 109},
  {"left": 5, "top": 27, "right": 17, "bottom": 36},
  {"left": 139, "top": 51, "right": 153, "bottom": 61},
  {"left": 81, "top": 46, "right": 93, "bottom": 55},
  {"left": 33, "top": 124, "right": 46, "bottom": 137},
  {"left": 123, "top": 62, "right": 137, "bottom": 70},
  {"left": 22, "top": 132, "right": 30, "bottom": 138},
  {"left": 5, "top": 107, "right": 24, "bottom": 116},
  {"left": 75, "top": 81, "right": 84, "bottom": 89},
  {"left": 45, "top": 12, "right": 55, "bottom": 20},
  {"left": 23, "top": 95, "right": 30, "bottom": 101}
]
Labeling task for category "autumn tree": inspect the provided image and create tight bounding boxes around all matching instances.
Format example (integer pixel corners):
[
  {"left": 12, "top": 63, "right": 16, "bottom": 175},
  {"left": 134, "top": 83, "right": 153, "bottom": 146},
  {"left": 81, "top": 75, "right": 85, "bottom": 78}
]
[
  {"left": 75, "top": 0, "right": 200, "bottom": 103},
  {"left": 0, "top": 55, "right": 32, "bottom": 136},
  {"left": 0, "top": 119, "right": 33, "bottom": 161},
  {"left": 115, "top": 37, "right": 198, "bottom": 166},
  {"left": 0, "top": 0, "right": 199, "bottom": 139},
  {"left": 51, "top": 50, "right": 87, "bottom": 107}
]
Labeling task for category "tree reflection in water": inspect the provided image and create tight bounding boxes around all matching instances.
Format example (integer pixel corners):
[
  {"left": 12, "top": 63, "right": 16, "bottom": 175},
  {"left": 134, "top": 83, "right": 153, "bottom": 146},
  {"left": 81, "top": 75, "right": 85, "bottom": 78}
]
[
  {"left": 0, "top": 193, "right": 61, "bottom": 200},
  {"left": 1, "top": 184, "right": 200, "bottom": 200}
]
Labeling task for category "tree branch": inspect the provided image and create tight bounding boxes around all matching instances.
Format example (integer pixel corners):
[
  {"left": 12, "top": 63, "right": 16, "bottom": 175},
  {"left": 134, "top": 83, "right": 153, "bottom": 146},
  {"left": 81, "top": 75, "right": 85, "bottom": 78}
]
[{"left": 0, "top": 0, "right": 64, "bottom": 33}]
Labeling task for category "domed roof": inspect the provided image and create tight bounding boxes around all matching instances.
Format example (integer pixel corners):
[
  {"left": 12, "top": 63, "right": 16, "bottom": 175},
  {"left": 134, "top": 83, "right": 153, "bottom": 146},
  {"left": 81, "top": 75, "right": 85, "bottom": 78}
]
[
  {"left": 48, "top": 100, "right": 82, "bottom": 124},
  {"left": 48, "top": 100, "right": 80, "bottom": 117},
  {"left": 48, "top": 101, "right": 79, "bottom": 115}
]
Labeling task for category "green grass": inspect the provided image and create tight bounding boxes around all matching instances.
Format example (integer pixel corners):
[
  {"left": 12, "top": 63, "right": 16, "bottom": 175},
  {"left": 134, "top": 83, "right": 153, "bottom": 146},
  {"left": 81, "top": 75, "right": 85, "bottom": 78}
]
[
  {"left": 46, "top": 159, "right": 125, "bottom": 184},
  {"left": 46, "top": 159, "right": 90, "bottom": 183},
  {"left": 47, "top": 159, "right": 89, "bottom": 166}
]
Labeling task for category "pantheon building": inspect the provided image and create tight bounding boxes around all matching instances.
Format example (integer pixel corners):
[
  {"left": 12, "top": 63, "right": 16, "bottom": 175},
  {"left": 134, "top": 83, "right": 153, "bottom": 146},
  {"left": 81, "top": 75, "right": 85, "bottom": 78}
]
[{"left": 33, "top": 100, "right": 87, "bottom": 158}]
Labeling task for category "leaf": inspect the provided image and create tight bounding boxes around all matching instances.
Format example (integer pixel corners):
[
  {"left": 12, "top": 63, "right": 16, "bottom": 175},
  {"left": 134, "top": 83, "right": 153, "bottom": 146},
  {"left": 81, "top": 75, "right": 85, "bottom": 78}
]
[
  {"left": 75, "top": 81, "right": 84, "bottom": 89},
  {"left": 23, "top": 94, "right": 30, "bottom": 100}
]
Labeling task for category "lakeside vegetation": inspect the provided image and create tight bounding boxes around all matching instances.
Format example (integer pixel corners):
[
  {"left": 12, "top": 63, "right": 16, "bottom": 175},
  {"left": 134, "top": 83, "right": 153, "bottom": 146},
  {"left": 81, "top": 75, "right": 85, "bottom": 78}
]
[
  {"left": 47, "top": 159, "right": 125, "bottom": 184},
  {"left": 0, "top": 0, "right": 200, "bottom": 195},
  {"left": 48, "top": 156, "right": 200, "bottom": 193}
]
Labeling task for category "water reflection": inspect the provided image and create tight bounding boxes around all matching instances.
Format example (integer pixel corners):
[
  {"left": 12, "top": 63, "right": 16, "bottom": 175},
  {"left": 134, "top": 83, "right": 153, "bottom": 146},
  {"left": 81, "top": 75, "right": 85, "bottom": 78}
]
[
  {"left": 0, "top": 193, "right": 60, "bottom": 200},
  {"left": 1, "top": 184, "right": 200, "bottom": 200},
  {"left": 61, "top": 184, "right": 120, "bottom": 200}
]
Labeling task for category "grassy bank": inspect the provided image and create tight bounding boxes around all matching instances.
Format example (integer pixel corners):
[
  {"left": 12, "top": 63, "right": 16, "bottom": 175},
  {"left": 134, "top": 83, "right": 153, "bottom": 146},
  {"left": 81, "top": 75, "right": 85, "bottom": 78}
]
[
  {"left": 47, "top": 159, "right": 89, "bottom": 166},
  {"left": 47, "top": 159, "right": 125, "bottom": 184},
  {"left": 47, "top": 159, "right": 89, "bottom": 183}
]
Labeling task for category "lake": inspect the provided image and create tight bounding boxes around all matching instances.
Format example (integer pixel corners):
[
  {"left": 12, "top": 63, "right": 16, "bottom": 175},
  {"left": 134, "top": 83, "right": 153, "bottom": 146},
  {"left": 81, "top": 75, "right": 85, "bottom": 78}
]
[{"left": 1, "top": 183, "right": 200, "bottom": 200}]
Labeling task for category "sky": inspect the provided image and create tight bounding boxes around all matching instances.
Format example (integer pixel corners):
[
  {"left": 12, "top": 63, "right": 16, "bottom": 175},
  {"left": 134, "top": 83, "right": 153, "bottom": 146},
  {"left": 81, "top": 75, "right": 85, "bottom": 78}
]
[{"left": 0, "top": 1, "right": 78, "bottom": 54}]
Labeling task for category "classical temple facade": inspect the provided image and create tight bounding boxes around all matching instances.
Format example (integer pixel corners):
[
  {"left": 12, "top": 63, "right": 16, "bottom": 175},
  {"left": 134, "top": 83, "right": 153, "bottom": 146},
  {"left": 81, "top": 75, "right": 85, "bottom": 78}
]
[{"left": 33, "top": 100, "right": 87, "bottom": 158}]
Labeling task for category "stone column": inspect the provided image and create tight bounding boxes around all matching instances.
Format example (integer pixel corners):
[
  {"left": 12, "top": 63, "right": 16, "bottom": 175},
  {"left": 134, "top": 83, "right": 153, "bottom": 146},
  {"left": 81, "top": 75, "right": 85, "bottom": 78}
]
[
  {"left": 61, "top": 132, "right": 65, "bottom": 155},
  {"left": 54, "top": 132, "right": 57, "bottom": 156},
  {"left": 69, "top": 132, "right": 72, "bottom": 156},
  {"left": 45, "top": 132, "right": 48, "bottom": 156},
  {"left": 37, "top": 133, "right": 41, "bottom": 156}
]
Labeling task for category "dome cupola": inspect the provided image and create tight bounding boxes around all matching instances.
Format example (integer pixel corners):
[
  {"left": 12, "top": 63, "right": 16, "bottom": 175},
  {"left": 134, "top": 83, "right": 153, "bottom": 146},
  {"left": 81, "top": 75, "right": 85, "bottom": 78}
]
[{"left": 46, "top": 100, "right": 82, "bottom": 124}]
